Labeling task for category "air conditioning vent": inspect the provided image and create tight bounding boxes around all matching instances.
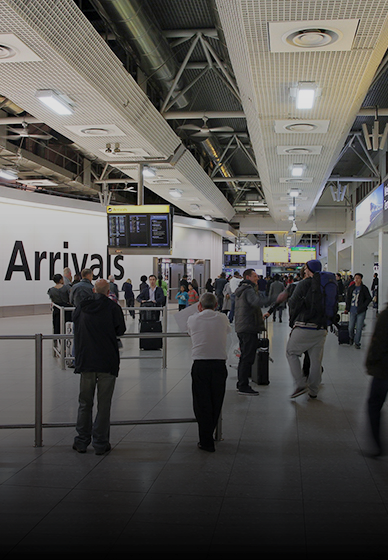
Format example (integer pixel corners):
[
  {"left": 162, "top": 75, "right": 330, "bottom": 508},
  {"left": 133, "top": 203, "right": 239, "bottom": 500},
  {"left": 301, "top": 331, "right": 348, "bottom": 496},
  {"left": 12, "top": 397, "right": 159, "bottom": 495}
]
[{"left": 268, "top": 20, "right": 359, "bottom": 53}]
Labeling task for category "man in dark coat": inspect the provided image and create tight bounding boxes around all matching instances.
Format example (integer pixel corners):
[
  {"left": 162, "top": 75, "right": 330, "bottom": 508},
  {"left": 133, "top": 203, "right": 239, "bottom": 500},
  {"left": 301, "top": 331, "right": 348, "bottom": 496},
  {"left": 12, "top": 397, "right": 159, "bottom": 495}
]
[
  {"left": 345, "top": 272, "right": 372, "bottom": 349},
  {"left": 234, "top": 268, "right": 265, "bottom": 395},
  {"left": 72, "top": 278, "right": 126, "bottom": 455}
]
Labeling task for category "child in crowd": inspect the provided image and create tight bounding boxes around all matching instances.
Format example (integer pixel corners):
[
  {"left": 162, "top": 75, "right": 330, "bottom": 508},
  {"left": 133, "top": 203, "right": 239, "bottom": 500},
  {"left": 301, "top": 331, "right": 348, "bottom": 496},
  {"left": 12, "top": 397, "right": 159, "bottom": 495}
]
[
  {"left": 175, "top": 285, "right": 189, "bottom": 310},
  {"left": 188, "top": 283, "right": 199, "bottom": 306}
]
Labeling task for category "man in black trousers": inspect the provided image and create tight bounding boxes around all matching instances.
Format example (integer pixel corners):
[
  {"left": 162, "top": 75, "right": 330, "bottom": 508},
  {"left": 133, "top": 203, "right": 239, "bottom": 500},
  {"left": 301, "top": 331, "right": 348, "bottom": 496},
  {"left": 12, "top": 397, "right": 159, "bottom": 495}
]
[
  {"left": 187, "top": 292, "right": 231, "bottom": 452},
  {"left": 72, "top": 278, "right": 126, "bottom": 455}
]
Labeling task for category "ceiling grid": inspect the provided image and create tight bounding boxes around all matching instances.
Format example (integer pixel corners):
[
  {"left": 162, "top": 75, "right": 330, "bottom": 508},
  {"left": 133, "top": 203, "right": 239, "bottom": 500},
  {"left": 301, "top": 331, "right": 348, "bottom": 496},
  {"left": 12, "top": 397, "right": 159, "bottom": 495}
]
[{"left": 215, "top": 0, "right": 388, "bottom": 229}]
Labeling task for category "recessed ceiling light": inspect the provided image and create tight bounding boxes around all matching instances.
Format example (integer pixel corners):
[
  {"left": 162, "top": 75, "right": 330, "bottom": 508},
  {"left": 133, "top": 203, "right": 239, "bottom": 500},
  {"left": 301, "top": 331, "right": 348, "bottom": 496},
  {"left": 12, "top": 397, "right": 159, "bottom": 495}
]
[
  {"left": 291, "top": 164, "right": 306, "bottom": 177},
  {"left": 0, "top": 168, "right": 17, "bottom": 180},
  {"left": 170, "top": 188, "right": 183, "bottom": 198},
  {"left": 35, "top": 89, "right": 74, "bottom": 115}
]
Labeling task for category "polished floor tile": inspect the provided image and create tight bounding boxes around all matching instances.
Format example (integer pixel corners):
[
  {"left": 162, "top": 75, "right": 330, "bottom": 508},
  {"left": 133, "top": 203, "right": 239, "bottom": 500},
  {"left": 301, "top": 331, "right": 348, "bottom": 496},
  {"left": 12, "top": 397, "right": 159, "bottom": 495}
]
[{"left": 1, "top": 306, "right": 388, "bottom": 556}]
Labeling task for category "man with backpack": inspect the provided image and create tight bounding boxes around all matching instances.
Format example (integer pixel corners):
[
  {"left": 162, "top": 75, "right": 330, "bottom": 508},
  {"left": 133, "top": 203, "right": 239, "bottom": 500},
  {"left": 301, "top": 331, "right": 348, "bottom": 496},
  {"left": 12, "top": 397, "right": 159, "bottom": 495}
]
[{"left": 286, "top": 260, "right": 338, "bottom": 399}]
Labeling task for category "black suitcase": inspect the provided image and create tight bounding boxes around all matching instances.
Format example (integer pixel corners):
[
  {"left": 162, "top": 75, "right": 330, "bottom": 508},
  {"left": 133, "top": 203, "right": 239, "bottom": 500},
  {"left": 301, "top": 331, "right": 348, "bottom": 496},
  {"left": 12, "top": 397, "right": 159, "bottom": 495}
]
[
  {"left": 337, "top": 313, "right": 350, "bottom": 344},
  {"left": 251, "top": 337, "right": 270, "bottom": 385},
  {"left": 139, "top": 320, "right": 162, "bottom": 350},
  {"left": 140, "top": 301, "right": 160, "bottom": 322}
]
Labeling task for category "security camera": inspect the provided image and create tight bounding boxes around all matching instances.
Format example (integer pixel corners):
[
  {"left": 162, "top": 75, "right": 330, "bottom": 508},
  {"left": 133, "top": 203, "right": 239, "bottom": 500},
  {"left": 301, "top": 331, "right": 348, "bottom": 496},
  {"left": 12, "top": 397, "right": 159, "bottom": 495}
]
[
  {"left": 105, "top": 143, "right": 112, "bottom": 153},
  {"left": 291, "top": 222, "right": 298, "bottom": 233}
]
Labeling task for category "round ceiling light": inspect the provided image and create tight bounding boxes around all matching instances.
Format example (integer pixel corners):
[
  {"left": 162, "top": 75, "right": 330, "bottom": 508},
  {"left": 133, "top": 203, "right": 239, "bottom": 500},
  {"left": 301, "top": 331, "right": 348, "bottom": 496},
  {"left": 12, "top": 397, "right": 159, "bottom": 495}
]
[
  {"left": 0, "top": 44, "right": 17, "bottom": 60},
  {"left": 284, "top": 147, "right": 313, "bottom": 154},
  {"left": 80, "top": 128, "right": 110, "bottom": 135},
  {"left": 285, "top": 123, "right": 318, "bottom": 132},
  {"left": 284, "top": 28, "right": 341, "bottom": 49}
]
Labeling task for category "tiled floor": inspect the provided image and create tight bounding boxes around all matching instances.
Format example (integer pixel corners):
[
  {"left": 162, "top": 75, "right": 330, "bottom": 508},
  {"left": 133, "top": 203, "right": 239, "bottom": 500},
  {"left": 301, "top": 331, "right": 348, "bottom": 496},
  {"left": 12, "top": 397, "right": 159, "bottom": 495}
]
[{"left": 1, "top": 305, "right": 388, "bottom": 556}]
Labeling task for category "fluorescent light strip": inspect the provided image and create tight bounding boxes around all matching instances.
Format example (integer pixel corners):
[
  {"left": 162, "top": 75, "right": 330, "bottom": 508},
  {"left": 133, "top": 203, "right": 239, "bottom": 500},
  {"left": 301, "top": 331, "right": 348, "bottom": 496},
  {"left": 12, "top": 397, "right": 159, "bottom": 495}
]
[{"left": 35, "top": 90, "right": 73, "bottom": 115}]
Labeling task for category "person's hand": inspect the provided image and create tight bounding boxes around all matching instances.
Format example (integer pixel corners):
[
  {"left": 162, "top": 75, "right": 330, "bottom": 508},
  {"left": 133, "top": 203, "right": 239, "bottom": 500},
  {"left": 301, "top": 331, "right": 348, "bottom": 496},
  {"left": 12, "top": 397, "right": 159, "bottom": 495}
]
[
  {"left": 344, "top": 310, "right": 348, "bottom": 314},
  {"left": 263, "top": 312, "right": 270, "bottom": 319}
]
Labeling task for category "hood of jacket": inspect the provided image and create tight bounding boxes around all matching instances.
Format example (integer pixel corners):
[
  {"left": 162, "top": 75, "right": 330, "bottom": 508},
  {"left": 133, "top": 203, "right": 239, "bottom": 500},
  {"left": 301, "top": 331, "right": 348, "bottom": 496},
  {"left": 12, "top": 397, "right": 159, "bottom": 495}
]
[{"left": 235, "top": 280, "right": 256, "bottom": 298}]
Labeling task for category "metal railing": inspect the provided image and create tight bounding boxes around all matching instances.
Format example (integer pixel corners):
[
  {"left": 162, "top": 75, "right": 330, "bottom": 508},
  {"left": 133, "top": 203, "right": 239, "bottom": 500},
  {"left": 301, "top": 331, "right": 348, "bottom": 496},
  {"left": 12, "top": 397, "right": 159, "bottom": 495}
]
[
  {"left": 0, "top": 330, "right": 223, "bottom": 448},
  {"left": 52, "top": 301, "right": 171, "bottom": 370}
]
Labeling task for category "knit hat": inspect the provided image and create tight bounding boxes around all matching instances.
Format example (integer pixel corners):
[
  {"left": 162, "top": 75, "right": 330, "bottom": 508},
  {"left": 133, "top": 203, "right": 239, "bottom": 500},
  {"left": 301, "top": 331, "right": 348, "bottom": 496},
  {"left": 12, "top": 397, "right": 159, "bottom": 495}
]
[{"left": 306, "top": 259, "right": 322, "bottom": 273}]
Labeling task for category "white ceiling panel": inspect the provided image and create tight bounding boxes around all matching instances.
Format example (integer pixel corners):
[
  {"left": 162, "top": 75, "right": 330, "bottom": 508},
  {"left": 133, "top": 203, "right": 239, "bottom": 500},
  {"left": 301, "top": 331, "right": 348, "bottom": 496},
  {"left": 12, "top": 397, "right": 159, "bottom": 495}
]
[{"left": 215, "top": 0, "right": 388, "bottom": 229}]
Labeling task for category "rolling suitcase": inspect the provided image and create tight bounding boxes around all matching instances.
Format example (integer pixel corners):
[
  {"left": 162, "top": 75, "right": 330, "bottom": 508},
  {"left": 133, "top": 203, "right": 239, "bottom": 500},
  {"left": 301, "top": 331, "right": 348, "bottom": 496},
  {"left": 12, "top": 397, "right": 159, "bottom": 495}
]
[
  {"left": 251, "top": 334, "right": 270, "bottom": 385},
  {"left": 337, "top": 313, "right": 350, "bottom": 344},
  {"left": 139, "top": 320, "right": 163, "bottom": 350}
]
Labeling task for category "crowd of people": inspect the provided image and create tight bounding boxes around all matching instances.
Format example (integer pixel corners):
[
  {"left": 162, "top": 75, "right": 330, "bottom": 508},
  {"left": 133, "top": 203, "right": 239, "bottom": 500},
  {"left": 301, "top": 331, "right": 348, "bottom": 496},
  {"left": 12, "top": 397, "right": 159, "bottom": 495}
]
[{"left": 46, "top": 263, "right": 382, "bottom": 457}]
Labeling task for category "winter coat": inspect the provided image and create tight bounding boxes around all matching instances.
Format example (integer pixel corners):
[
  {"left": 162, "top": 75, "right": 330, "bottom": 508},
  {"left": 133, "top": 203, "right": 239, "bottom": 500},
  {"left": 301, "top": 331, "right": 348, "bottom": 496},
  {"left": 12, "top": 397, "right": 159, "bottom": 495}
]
[
  {"left": 234, "top": 280, "right": 265, "bottom": 334},
  {"left": 345, "top": 283, "right": 372, "bottom": 314},
  {"left": 365, "top": 306, "right": 388, "bottom": 380},
  {"left": 73, "top": 293, "right": 126, "bottom": 376}
]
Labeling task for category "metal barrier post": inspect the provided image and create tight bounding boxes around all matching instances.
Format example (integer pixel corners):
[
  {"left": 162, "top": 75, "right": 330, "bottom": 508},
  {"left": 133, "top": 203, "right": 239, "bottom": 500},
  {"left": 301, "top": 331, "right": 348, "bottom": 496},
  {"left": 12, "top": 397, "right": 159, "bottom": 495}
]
[
  {"left": 60, "top": 306, "right": 65, "bottom": 370},
  {"left": 162, "top": 302, "right": 168, "bottom": 369},
  {"left": 34, "top": 333, "right": 43, "bottom": 448}
]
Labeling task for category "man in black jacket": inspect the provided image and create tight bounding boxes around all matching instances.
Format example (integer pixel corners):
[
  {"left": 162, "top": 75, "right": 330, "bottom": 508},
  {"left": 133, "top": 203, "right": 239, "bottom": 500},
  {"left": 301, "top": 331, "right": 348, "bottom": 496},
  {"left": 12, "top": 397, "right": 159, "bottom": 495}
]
[
  {"left": 72, "top": 278, "right": 126, "bottom": 455},
  {"left": 345, "top": 273, "right": 372, "bottom": 349},
  {"left": 234, "top": 269, "right": 266, "bottom": 395},
  {"left": 286, "top": 260, "right": 328, "bottom": 399}
]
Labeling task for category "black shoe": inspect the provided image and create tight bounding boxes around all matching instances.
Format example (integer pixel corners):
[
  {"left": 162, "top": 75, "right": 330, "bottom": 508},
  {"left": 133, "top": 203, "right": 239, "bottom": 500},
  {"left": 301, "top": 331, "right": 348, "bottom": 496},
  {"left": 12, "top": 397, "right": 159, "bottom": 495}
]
[
  {"left": 72, "top": 443, "right": 86, "bottom": 454},
  {"left": 197, "top": 442, "right": 215, "bottom": 453},
  {"left": 238, "top": 387, "right": 259, "bottom": 396},
  {"left": 95, "top": 444, "right": 111, "bottom": 455}
]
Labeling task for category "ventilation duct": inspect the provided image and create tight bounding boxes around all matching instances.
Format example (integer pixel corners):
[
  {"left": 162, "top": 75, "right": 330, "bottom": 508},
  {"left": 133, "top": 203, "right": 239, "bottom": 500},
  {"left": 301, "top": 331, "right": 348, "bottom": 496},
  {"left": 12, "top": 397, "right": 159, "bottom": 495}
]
[
  {"left": 90, "top": 0, "right": 189, "bottom": 108},
  {"left": 200, "top": 137, "right": 239, "bottom": 196}
]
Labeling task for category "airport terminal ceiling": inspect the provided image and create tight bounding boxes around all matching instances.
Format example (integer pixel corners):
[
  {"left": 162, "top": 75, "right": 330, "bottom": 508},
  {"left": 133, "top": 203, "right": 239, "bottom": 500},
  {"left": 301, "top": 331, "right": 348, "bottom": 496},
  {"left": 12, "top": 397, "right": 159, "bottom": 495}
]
[{"left": 0, "top": 0, "right": 388, "bottom": 245}]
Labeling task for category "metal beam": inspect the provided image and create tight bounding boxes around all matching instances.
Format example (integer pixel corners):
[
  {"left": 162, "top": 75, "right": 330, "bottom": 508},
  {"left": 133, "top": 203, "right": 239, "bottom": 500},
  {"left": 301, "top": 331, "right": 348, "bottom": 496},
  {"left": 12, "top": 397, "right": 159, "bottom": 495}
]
[{"left": 163, "top": 111, "right": 245, "bottom": 119}]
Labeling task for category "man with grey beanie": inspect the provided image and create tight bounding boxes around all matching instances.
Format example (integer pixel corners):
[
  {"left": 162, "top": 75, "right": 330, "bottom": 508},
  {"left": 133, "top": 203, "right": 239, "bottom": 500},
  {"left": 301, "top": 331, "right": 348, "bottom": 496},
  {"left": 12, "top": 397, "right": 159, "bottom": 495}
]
[{"left": 286, "top": 259, "right": 328, "bottom": 399}]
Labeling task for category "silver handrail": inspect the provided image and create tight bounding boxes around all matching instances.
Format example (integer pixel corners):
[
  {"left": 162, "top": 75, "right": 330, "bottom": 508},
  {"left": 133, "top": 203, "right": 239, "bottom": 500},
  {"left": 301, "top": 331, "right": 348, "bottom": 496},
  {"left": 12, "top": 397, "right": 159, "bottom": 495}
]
[
  {"left": 0, "top": 332, "right": 224, "bottom": 448},
  {"left": 52, "top": 302, "right": 171, "bottom": 369}
]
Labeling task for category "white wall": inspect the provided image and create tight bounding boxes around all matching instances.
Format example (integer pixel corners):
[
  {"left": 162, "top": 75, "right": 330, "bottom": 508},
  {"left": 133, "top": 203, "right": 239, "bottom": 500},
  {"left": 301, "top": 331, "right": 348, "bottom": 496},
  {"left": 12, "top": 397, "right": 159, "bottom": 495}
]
[{"left": 0, "top": 188, "right": 223, "bottom": 309}]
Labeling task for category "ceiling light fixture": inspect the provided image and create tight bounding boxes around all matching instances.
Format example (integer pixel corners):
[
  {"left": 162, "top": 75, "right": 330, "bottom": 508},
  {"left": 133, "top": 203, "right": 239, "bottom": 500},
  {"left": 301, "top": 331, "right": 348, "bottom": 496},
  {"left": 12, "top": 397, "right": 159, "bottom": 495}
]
[
  {"left": 289, "top": 189, "right": 300, "bottom": 197},
  {"left": 291, "top": 164, "right": 306, "bottom": 177},
  {"left": 35, "top": 89, "right": 74, "bottom": 115},
  {"left": 203, "top": 215, "right": 212, "bottom": 221},
  {"left": 169, "top": 188, "right": 183, "bottom": 198},
  {"left": 291, "top": 82, "right": 319, "bottom": 109},
  {"left": 291, "top": 220, "right": 298, "bottom": 233},
  {"left": 142, "top": 166, "right": 156, "bottom": 178},
  {"left": 0, "top": 168, "right": 18, "bottom": 180}
]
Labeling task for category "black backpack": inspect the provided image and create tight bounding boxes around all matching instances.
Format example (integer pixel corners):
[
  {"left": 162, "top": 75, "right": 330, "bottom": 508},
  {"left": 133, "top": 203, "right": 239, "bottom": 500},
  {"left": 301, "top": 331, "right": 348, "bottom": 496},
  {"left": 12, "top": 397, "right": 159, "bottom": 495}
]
[{"left": 307, "top": 271, "right": 339, "bottom": 328}]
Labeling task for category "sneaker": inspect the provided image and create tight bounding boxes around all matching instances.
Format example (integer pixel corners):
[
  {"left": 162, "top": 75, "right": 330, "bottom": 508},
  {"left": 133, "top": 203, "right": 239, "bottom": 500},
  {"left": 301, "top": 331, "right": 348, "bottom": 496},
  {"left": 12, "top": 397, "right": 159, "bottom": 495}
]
[
  {"left": 290, "top": 387, "right": 307, "bottom": 398},
  {"left": 94, "top": 444, "right": 111, "bottom": 455},
  {"left": 355, "top": 343, "right": 361, "bottom": 349},
  {"left": 238, "top": 387, "right": 259, "bottom": 396}
]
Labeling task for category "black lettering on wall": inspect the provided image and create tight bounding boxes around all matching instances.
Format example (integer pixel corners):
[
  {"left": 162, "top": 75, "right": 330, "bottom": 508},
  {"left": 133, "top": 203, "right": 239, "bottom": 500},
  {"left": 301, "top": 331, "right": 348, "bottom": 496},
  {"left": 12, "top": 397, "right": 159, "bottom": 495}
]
[
  {"left": 90, "top": 254, "right": 103, "bottom": 280},
  {"left": 5, "top": 241, "right": 32, "bottom": 281},
  {"left": 71, "top": 253, "right": 88, "bottom": 276},
  {"left": 49, "top": 252, "right": 61, "bottom": 280},
  {"left": 114, "top": 255, "right": 124, "bottom": 280},
  {"left": 34, "top": 251, "right": 47, "bottom": 281},
  {"left": 63, "top": 242, "right": 69, "bottom": 268}
]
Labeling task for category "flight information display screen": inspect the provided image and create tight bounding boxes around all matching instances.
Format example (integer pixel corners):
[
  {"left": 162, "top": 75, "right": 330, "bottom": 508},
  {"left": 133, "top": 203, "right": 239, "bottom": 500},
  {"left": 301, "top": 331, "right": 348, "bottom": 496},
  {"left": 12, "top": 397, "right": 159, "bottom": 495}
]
[
  {"left": 107, "top": 205, "right": 172, "bottom": 252},
  {"left": 224, "top": 252, "right": 246, "bottom": 267}
]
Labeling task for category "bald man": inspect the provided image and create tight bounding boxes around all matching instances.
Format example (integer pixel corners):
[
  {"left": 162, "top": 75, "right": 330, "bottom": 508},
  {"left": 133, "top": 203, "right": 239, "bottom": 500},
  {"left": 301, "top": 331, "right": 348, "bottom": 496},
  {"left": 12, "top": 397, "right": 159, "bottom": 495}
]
[{"left": 72, "top": 277, "right": 126, "bottom": 455}]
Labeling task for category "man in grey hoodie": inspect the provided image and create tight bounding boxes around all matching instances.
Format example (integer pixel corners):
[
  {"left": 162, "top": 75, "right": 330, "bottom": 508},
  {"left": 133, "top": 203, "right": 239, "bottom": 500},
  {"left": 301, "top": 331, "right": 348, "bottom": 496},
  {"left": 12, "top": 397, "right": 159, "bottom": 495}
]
[{"left": 234, "top": 269, "right": 266, "bottom": 395}]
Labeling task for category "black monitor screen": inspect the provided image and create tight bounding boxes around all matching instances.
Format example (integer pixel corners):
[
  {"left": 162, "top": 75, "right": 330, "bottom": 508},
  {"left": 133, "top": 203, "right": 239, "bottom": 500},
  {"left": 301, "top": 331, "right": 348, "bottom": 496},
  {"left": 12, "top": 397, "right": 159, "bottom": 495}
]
[
  {"left": 107, "top": 205, "right": 172, "bottom": 251},
  {"left": 224, "top": 253, "right": 246, "bottom": 267}
]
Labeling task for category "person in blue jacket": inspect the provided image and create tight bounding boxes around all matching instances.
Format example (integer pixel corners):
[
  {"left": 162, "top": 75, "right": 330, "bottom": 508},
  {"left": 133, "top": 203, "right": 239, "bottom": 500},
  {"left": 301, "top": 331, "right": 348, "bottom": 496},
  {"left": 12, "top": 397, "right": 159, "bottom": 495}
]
[{"left": 175, "top": 284, "right": 189, "bottom": 310}]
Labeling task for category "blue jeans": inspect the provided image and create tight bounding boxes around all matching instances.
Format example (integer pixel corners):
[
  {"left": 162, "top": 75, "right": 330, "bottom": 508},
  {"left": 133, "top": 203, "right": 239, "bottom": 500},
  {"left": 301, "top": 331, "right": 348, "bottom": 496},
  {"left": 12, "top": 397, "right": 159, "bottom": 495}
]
[
  {"left": 229, "top": 294, "right": 236, "bottom": 323},
  {"left": 348, "top": 311, "right": 366, "bottom": 346},
  {"left": 74, "top": 372, "right": 116, "bottom": 452}
]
